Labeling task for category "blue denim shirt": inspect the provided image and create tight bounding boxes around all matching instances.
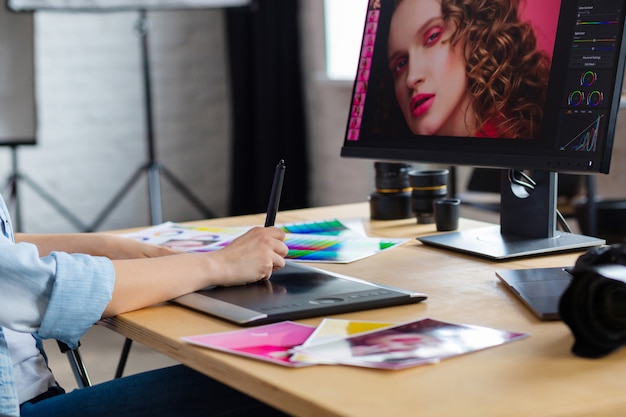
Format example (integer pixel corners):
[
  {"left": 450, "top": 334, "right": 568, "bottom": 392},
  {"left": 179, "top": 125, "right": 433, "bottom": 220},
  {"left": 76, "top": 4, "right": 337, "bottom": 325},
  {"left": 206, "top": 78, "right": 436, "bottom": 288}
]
[{"left": 0, "top": 195, "right": 115, "bottom": 416}]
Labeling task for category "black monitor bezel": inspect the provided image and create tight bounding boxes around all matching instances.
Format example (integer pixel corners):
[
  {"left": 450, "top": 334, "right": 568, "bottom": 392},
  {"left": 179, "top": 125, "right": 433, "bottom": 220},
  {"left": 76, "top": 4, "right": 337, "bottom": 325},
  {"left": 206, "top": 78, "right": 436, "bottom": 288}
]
[{"left": 340, "top": 0, "right": 626, "bottom": 175}]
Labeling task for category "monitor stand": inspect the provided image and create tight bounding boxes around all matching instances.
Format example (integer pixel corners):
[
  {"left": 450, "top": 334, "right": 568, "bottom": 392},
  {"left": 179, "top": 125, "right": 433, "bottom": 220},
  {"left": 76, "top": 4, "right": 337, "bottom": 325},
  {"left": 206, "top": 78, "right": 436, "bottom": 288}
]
[{"left": 418, "top": 170, "right": 604, "bottom": 260}]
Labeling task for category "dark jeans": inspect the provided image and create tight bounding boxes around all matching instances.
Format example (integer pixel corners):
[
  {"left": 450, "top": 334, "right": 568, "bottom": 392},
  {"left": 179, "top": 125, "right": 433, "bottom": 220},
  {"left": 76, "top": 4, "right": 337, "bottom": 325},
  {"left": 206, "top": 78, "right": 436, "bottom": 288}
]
[{"left": 20, "top": 365, "right": 289, "bottom": 417}]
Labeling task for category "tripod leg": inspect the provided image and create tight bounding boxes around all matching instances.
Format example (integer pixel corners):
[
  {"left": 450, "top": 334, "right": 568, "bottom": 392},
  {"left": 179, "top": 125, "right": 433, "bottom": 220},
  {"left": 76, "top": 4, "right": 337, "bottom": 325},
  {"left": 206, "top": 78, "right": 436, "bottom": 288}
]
[
  {"left": 160, "top": 166, "right": 215, "bottom": 219},
  {"left": 3, "top": 174, "right": 21, "bottom": 231},
  {"left": 88, "top": 164, "right": 149, "bottom": 231},
  {"left": 19, "top": 174, "right": 88, "bottom": 232},
  {"left": 4, "top": 144, "right": 88, "bottom": 232},
  {"left": 5, "top": 146, "right": 23, "bottom": 231},
  {"left": 147, "top": 162, "right": 163, "bottom": 225}
]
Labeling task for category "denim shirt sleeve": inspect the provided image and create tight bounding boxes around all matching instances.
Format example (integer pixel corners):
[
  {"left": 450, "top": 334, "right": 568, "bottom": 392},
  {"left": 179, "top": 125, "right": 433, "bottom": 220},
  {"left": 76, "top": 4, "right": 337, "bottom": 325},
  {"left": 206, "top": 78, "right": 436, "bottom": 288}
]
[
  {"left": 36, "top": 251, "right": 115, "bottom": 347},
  {"left": 0, "top": 195, "right": 115, "bottom": 349}
]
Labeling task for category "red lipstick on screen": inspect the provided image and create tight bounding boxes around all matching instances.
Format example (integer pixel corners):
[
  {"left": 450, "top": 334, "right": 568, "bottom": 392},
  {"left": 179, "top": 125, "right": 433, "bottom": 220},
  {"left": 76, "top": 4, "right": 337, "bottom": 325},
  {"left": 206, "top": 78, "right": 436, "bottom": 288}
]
[{"left": 411, "top": 94, "right": 434, "bottom": 117}]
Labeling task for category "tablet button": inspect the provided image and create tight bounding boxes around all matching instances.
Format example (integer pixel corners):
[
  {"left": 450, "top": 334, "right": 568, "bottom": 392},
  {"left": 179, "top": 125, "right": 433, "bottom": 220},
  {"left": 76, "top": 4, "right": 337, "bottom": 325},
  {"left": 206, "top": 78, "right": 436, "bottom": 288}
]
[{"left": 310, "top": 297, "right": 343, "bottom": 304}]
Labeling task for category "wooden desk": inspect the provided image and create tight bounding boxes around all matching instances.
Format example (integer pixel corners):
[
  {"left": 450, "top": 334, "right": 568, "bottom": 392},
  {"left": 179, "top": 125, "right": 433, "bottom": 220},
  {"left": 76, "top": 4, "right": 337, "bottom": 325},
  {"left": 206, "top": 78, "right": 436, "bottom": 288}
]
[{"left": 100, "top": 203, "right": 626, "bottom": 417}]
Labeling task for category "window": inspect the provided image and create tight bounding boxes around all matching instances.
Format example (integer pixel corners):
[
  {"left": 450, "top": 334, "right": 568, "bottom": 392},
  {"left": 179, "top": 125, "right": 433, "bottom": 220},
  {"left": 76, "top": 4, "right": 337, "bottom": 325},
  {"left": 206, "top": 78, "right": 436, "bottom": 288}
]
[{"left": 324, "top": 0, "right": 367, "bottom": 80}]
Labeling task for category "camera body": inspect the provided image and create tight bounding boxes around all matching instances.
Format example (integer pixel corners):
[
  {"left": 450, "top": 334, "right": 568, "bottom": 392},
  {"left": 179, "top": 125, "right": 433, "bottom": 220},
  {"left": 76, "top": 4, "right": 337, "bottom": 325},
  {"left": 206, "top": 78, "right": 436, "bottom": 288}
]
[{"left": 559, "top": 242, "right": 626, "bottom": 358}]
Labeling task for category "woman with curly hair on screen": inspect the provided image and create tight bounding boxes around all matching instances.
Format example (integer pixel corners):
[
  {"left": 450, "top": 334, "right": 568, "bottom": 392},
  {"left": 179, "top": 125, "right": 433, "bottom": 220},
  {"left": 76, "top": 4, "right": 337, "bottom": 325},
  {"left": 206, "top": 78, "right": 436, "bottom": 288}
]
[{"left": 382, "top": 0, "right": 551, "bottom": 138}]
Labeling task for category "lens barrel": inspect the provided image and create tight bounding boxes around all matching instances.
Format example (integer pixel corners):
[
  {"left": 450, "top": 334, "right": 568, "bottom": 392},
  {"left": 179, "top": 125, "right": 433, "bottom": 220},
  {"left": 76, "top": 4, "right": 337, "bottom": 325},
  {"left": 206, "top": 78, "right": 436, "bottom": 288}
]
[
  {"left": 369, "top": 162, "right": 413, "bottom": 220},
  {"left": 409, "top": 169, "right": 449, "bottom": 224}
]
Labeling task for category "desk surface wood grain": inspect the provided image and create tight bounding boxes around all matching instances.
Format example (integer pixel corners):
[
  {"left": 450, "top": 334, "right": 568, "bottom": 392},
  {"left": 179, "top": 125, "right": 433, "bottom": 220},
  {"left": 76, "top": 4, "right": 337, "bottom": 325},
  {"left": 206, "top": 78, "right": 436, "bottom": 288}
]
[{"left": 100, "top": 203, "right": 626, "bottom": 417}]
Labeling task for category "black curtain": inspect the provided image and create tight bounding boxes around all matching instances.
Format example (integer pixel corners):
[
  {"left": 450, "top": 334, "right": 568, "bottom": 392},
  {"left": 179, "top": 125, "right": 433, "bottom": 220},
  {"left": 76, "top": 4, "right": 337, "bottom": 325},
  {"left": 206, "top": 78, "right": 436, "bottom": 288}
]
[{"left": 225, "top": 0, "right": 309, "bottom": 216}]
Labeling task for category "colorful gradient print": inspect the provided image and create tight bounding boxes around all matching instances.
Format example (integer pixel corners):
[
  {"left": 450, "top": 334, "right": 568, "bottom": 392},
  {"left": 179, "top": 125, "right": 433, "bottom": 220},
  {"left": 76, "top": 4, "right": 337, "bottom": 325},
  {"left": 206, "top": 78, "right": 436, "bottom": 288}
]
[{"left": 123, "top": 220, "right": 407, "bottom": 264}]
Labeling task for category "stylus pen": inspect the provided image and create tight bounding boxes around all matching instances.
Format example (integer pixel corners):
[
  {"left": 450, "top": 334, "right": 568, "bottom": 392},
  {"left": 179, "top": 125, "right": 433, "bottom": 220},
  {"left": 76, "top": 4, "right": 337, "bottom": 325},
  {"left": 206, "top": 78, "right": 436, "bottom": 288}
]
[{"left": 264, "top": 159, "right": 286, "bottom": 227}]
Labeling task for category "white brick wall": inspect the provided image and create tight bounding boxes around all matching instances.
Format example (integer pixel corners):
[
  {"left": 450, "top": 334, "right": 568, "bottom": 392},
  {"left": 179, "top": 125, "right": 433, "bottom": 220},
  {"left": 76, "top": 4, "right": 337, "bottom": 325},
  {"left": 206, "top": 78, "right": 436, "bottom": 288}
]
[
  {"left": 2, "top": 8, "right": 231, "bottom": 233},
  {"left": 0, "top": 3, "right": 377, "bottom": 234}
]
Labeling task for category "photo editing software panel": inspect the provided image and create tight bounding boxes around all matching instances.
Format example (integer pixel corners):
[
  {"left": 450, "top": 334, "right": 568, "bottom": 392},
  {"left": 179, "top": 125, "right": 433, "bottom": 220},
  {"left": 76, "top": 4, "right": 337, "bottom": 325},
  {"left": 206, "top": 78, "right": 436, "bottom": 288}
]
[{"left": 562, "top": 2, "right": 624, "bottom": 155}]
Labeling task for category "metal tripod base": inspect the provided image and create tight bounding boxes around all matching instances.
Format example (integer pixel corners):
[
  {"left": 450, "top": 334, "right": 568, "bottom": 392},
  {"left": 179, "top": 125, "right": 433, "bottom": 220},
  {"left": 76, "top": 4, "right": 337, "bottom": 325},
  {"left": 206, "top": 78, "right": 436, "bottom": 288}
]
[
  {"left": 3, "top": 144, "right": 88, "bottom": 232},
  {"left": 88, "top": 161, "right": 215, "bottom": 232}
]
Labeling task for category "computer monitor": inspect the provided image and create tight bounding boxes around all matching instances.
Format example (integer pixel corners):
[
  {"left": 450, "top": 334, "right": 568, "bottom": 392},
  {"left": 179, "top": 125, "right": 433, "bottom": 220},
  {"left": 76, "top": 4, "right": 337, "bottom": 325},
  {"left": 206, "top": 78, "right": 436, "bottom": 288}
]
[{"left": 341, "top": 0, "right": 626, "bottom": 259}]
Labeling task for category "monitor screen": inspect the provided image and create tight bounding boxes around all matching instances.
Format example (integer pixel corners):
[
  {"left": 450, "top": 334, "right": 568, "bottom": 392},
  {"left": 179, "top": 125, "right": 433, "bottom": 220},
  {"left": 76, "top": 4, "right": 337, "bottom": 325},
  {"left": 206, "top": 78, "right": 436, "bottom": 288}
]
[
  {"left": 340, "top": 0, "right": 626, "bottom": 259},
  {"left": 341, "top": 0, "right": 625, "bottom": 174}
]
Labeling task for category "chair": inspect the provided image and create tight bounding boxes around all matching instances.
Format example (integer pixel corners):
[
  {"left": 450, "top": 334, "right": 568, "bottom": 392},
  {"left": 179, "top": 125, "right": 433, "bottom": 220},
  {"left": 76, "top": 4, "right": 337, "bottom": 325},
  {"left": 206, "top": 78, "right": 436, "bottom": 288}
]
[
  {"left": 57, "top": 341, "right": 92, "bottom": 388},
  {"left": 56, "top": 336, "right": 133, "bottom": 388}
]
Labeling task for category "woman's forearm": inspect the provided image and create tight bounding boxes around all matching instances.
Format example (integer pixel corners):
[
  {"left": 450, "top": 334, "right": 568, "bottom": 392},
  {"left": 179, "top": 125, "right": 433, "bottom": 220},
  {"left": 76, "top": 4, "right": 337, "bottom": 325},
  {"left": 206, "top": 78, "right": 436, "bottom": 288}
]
[
  {"left": 17, "top": 226, "right": 287, "bottom": 319},
  {"left": 15, "top": 232, "right": 176, "bottom": 258},
  {"left": 104, "top": 253, "right": 215, "bottom": 317},
  {"left": 104, "top": 226, "right": 287, "bottom": 317}
]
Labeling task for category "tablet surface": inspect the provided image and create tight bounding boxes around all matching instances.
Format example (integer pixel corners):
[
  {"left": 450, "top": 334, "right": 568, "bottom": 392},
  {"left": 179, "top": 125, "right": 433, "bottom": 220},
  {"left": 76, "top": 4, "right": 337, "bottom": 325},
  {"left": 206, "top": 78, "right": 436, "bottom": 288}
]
[{"left": 173, "top": 261, "right": 427, "bottom": 326}]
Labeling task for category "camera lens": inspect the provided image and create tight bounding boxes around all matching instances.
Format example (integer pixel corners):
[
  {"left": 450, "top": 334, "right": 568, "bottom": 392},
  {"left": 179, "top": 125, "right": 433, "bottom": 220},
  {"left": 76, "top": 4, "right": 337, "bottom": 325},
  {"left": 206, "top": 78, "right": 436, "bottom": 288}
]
[
  {"left": 374, "top": 162, "right": 412, "bottom": 191},
  {"left": 560, "top": 258, "right": 626, "bottom": 358},
  {"left": 409, "top": 169, "right": 449, "bottom": 224},
  {"left": 595, "top": 283, "right": 626, "bottom": 329},
  {"left": 369, "top": 162, "right": 413, "bottom": 220}
]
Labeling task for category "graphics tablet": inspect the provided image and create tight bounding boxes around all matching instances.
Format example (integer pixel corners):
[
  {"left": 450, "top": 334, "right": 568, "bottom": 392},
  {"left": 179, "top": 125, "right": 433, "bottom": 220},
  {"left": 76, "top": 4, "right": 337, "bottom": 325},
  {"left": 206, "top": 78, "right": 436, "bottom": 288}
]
[
  {"left": 173, "top": 261, "right": 427, "bottom": 326},
  {"left": 496, "top": 267, "right": 573, "bottom": 320}
]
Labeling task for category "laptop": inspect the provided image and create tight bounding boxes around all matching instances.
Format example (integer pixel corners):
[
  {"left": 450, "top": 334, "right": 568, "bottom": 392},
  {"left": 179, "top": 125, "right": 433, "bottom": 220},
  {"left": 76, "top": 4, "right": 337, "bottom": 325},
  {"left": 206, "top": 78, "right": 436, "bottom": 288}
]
[
  {"left": 496, "top": 267, "right": 574, "bottom": 320},
  {"left": 173, "top": 261, "right": 427, "bottom": 326}
]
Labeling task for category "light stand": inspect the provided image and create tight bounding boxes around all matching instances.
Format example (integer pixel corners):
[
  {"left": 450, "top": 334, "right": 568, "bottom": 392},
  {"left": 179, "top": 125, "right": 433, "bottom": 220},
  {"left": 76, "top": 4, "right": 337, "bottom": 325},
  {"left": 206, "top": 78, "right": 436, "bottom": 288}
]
[
  {"left": 92, "top": 9, "right": 219, "bottom": 379},
  {"left": 3, "top": 143, "right": 88, "bottom": 232},
  {"left": 87, "top": 10, "right": 215, "bottom": 232}
]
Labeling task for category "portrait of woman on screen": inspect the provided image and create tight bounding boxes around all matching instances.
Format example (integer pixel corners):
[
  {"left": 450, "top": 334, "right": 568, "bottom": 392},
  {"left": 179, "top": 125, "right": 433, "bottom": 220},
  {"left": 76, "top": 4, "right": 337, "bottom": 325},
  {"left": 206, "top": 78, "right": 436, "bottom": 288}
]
[{"left": 370, "top": 0, "right": 553, "bottom": 139}]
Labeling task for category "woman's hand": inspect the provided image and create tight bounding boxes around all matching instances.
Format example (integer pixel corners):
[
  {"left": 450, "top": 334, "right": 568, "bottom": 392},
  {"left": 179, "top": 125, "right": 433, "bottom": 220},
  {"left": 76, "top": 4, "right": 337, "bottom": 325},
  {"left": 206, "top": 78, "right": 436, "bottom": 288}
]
[{"left": 209, "top": 226, "right": 289, "bottom": 286}]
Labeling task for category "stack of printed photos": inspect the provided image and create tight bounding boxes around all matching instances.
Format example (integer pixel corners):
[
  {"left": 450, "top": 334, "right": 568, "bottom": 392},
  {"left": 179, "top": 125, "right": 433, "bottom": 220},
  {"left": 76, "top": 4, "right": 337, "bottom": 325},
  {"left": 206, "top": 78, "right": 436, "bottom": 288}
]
[{"left": 181, "top": 318, "right": 528, "bottom": 370}]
